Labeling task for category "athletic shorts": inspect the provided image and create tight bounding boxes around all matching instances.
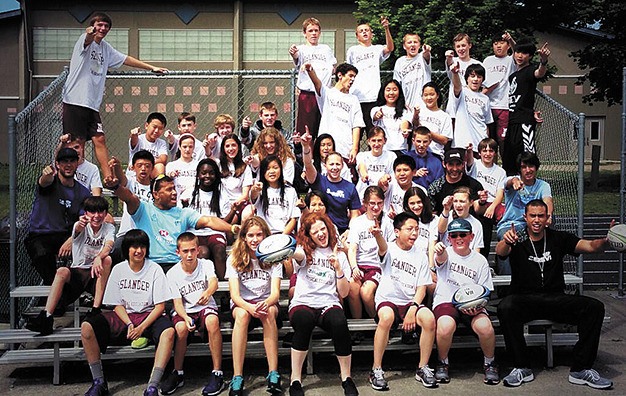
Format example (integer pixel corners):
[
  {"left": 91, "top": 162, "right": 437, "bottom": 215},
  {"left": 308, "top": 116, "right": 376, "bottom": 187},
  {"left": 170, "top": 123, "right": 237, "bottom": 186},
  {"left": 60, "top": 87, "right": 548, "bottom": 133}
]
[
  {"left": 296, "top": 90, "right": 321, "bottom": 140},
  {"left": 433, "top": 302, "right": 488, "bottom": 326},
  {"left": 375, "top": 301, "right": 427, "bottom": 331},
  {"left": 62, "top": 103, "right": 104, "bottom": 140},
  {"left": 62, "top": 267, "right": 96, "bottom": 306},
  {"left": 172, "top": 307, "right": 219, "bottom": 341},
  {"left": 356, "top": 266, "right": 381, "bottom": 286},
  {"left": 85, "top": 311, "right": 173, "bottom": 353},
  {"left": 197, "top": 234, "right": 227, "bottom": 248}
]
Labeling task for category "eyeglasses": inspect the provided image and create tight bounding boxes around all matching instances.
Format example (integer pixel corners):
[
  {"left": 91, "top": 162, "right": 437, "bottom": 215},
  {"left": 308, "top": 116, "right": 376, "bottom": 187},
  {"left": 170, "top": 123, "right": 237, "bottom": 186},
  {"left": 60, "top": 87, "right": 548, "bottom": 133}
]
[
  {"left": 449, "top": 232, "right": 469, "bottom": 239},
  {"left": 367, "top": 201, "right": 383, "bottom": 207}
]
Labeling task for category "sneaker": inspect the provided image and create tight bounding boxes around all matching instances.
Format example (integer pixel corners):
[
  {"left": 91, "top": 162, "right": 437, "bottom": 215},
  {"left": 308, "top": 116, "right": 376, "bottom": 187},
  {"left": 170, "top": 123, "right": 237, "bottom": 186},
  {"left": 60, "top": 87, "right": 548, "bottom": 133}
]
[
  {"left": 415, "top": 366, "right": 438, "bottom": 388},
  {"left": 435, "top": 362, "right": 450, "bottom": 383},
  {"left": 483, "top": 362, "right": 500, "bottom": 385},
  {"left": 160, "top": 370, "right": 184, "bottom": 395},
  {"left": 202, "top": 371, "right": 225, "bottom": 395},
  {"left": 341, "top": 377, "right": 359, "bottom": 396},
  {"left": 143, "top": 385, "right": 159, "bottom": 396},
  {"left": 25, "top": 310, "right": 54, "bottom": 335},
  {"left": 288, "top": 380, "right": 304, "bottom": 396},
  {"left": 351, "top": 331, "right": 364, "bottom": 346},
  {"left": 229, "top": 375, "right": 244, "bottom": 396},
  {"left": 568, "top": 369, "right": 613, "bottom": 389},
  {"left": 266, "top": 370, "right": 281, "bottom": 394},
  {"left": 503, "top": 368, "right": 534, "bottom": 387},
  {"left": 369, "top": 368, "right": 389, "bottom": 391},
  {"left": 84, "top": 377, "right": 109, "bottom": 396}
]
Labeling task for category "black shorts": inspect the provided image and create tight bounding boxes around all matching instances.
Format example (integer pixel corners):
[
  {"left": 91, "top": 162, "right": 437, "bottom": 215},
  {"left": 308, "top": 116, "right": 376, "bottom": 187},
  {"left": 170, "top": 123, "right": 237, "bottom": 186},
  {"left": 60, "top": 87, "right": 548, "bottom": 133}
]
[
  {"left": 63, "top": 103, "right": 104, "bottom": 140},
  {"left": 61, "top": 267, "right": 96, "bottom": 306}
]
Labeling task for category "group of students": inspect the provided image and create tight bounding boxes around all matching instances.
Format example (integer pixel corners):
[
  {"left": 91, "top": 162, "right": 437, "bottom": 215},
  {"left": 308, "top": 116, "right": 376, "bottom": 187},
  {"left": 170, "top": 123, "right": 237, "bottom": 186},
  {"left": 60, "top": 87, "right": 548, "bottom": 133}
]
[{"left": 21, "top": 9, "right": 615, "bottom": 396}]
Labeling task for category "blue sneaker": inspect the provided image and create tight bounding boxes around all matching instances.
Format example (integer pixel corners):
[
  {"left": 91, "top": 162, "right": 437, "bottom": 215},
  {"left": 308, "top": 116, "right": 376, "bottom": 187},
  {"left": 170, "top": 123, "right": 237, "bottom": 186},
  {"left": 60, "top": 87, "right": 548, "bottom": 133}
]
[
  {"left": 266, "top": 370, "right": 281, "bottom": 394},
  {"left": 202, "top": 371, "right": 225, "bottom": 395},
  {"left": 84, "top": 377, "right": 109, "bottom": 396},
  {"left": 143, "top": 385, "right": 159, "bottom": 396},
  {"left": 568, "top": 369, "right": 612, "bottom": 389},
  {"left": 229, "top": 375, "right": 244, "bottom": 396},
  {"left": 503, "top": 368, "right": 534, "bottom": 387}
]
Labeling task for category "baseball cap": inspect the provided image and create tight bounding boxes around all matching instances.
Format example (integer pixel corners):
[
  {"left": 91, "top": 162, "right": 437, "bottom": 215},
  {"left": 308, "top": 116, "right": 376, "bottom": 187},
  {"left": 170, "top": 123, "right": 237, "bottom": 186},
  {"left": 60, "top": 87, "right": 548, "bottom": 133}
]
[
  {"left": 56, "top": 148, "right": 79, "bottom": 161},
  {"left": 444, "top": 148, "right": 464, "bottom": 164},
  {"left": 448, "top": 218, "right": 472, "bottom": 233}
]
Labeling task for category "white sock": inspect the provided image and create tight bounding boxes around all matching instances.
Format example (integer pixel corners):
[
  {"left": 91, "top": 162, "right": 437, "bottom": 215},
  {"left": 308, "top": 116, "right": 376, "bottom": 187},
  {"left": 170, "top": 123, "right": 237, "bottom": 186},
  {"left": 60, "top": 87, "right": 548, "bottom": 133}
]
[
  {"left": 484, "top": 356, "right": 494, "bottom": 365},
  {"left": 177, "top": 370, "right": 184, "bottom": 376}
]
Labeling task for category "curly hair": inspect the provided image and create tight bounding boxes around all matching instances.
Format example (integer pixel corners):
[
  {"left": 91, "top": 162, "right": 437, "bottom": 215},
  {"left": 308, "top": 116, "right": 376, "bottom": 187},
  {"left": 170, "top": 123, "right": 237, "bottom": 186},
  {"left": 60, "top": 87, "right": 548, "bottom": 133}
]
[
  {"left": 251, "top": 127, "right": 295, "bottom": 164},
  {"left": 296, "top": 212, "right": 337, "bottom": 266},
  {"left": 229, "top": 216, "right": 273, "bottom": 272}
]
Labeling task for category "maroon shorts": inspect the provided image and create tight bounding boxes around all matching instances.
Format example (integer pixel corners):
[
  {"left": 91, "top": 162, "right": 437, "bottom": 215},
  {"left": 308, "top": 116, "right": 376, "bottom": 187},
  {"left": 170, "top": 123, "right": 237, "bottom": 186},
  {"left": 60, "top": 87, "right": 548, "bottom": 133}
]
[
  {"left": 375, "top": 301, "right": 416, "bottom": 330},
  {"left": 63, "top": 103, "right": 104, "bottom": 140},
  {"left": 172, "top": 307, "right": 219, "bottom": 340},
  {"left": 296, "top": 90, "right": 321, "bottom": 139},
  {"left": 289, "top": 273, "right": 297, "bottom": 289},
  {"left": 357, "top": 266, "right": 381, "bottom": 286},
  {"left": 491, "top": 109, "right": 509, "bottom": 143},
  {"left": 433, "top": 302, "right": 488, "bottom": 326},
  {"left": 197, "top": 234, "right": 227, "bottom": 248}
]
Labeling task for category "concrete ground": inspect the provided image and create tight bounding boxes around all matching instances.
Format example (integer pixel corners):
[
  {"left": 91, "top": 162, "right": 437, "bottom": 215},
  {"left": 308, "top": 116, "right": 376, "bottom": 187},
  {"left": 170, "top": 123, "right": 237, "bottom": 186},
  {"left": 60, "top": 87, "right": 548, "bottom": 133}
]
[{"left": 0, "top": 290, "right": 624, "bottom": 395}]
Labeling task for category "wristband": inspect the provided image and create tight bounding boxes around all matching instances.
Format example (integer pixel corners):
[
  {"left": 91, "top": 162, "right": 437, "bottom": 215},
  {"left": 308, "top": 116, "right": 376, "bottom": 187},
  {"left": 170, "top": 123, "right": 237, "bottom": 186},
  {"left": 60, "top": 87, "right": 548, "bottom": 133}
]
[
  {"left": 126, "top": 322, "right": 133, "bottom": 327},
  {"left": 441, "top": 213, "right": 449, "bottom": 218},
  {"left": 412, "top": 302, "right": 425, "bottom": 310},
  {"left": 336, "top": 273, "right": 346, "bottom": 280},
  {"left": 302, "top": 150, "right": 311, "bottom": 155},
  {"left": 430, "top": 267, "right": 437, "bottom": 273}
]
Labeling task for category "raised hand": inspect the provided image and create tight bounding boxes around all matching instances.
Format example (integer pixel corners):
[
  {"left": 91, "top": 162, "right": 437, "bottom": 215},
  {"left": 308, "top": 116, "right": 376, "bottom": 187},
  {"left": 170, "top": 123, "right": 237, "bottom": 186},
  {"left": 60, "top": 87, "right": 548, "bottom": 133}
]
[{"left": 537, "top": 42, "right": 550, "bottom": 62}]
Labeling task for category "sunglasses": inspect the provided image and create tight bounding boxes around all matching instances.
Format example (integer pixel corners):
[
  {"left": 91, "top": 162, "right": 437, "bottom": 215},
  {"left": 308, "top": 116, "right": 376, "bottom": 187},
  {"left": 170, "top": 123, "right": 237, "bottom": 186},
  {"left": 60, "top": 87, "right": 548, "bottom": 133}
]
[{"left": 449, "top": 232, "right": 469, "bottom": 239}]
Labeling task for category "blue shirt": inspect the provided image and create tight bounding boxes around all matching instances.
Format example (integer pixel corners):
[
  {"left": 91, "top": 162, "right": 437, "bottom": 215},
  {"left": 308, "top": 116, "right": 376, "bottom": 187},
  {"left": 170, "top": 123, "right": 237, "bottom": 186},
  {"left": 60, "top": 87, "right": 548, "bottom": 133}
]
[
  {"left": 405, "top": 149, "right": 444, "bottom": 190},
  {"left": 312, "top": 174, "right": 361, "bottom": 232},
  {"left": 497, "top": 178, "right": 552, "bottom": 235},
  {"left": 131, "top": 201, "right": 202, "bottom": 264}
]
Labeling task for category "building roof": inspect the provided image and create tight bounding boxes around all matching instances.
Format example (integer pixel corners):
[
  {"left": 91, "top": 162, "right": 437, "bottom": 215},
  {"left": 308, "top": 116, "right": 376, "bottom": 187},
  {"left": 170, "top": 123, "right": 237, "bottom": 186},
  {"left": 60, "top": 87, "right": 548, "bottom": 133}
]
[{"left": 0, "top": 0, "right": 19, "bottom": 20}]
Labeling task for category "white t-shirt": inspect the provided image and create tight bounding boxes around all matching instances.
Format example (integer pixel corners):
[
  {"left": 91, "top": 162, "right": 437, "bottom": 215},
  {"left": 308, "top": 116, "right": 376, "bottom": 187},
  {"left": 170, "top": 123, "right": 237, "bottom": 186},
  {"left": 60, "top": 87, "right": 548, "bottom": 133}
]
[
  {"left": 375, "top": 242, "right": 432, "bottom": 307},
  {"left": 347, "top": 44, "right": 390, "bottom": 103},
  {"left": 219, "top": 162, "right": 253, "bottom": 216},
  {"left": 393, "top": 54, "right": 432, "bottom": 108},
  {"left": 253, "top": 185, "right": 301, "bottom": 234},
  {"left": 445, "top": 57, "right": 483, "bottom": 116},
  {"left": 167, "top": 259, "right": 218, "bottom": 314},
  {"left": 166, "top": 159, "right": 198, "bottom": 202},
  {"left": 225, "top": 256, "right": 283, "bottom": 305},
  {"left": 129, "top": 134, "right": 168, "bottom": 165},
  {"left": 384, "top": 179, "right": 425, "bottom": 215},
  {"left": 467, "top": 161, "right": 506, "bottom": 202},
  {"left": 482, "top": 55, "right": 517, "bottom": 110},
  {"left": 295, "top": 44, "right": 336, "bottom": 92},
  {"left": 252, "top": 157, "right": 295, "bottom": 185},
  {"left": 355, "top": 150, "right": 397, "bottom": 200},
  {"left": 75, "top": 160, "right": 102, "bottom": 192},
  {"left": 451, "top": 87, "right": 493, "bottom": 151},
  {"left": 441, "top": 214, "right": 484, "bottom": 250},
  {"left": 62, "top": 33, "right": 127, "bottom": 111},
  {"left": 370, "top": 105, "right": 413, "bottom": 151},
  {"left": 416, "top": 217, "right": 438, "bottom": 257},
  {"left": 71, "top": 222, "right": 115, "bottom": 269},
  {"left": 418, "top": 107, "right": 454, "bottom": 158},
  {"left": 179, "top": 188, "right": 226, "bottom": 238},
  {"left": 103, "top": 259, "right": 171, "bottom": 314},
  {"left": 117, "top": 176, "right": 152, "bottom": 237},
  {"left": 317, "top": 85, "right": 365, "bottom": 158},
  {"left": 347, "top": 214, "right": 395, "bottom": 269},
  {"left": 432, "top": 247, "right": 493, "bottom": 309},
  {"left": 289, "top": 246, "right": 351, "bottom": 310}
]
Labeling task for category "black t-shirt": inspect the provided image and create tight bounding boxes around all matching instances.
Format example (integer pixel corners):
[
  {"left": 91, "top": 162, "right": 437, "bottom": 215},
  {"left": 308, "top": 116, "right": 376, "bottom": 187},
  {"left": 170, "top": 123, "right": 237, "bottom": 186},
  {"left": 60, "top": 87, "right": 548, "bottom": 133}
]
[
  {"left": 427, "top": 174, "right": 484, "bottom": 214},
  {"left": 508, "top": 64, "right": 539, "bottom": 124},
  {"left": 505, "top": 228, "right": 580, "bottom": 294}
]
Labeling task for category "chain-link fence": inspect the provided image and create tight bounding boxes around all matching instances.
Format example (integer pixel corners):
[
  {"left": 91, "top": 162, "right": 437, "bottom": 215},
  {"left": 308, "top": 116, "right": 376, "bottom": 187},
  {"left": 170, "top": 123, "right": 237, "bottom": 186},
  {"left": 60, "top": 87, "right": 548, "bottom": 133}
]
[{"left": 8, "top": 69, "right": 583, "bottom": 325}]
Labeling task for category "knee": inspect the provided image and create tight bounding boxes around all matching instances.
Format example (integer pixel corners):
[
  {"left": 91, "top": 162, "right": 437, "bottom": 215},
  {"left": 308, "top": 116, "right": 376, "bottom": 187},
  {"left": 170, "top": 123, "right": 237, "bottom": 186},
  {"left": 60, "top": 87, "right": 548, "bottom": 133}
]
[
  {"left": 361, "top": 284, "right": 377, "bottom": 301},
  {"left": 161, "top": 327, "right": 175, "bottom": 343},
  {"left": 197, "top": 245, "right": 209, "bottom": 259},
  {"left": 233, "top": 310, "right": 251, "bottom": 326},
  {"left": 174, "top": 322, "right": 188, "bottom": 339},
  {"left": 55, "top": 267, "right": 71, "bottom": 281},
  {"left": 436, "top": 318, "right": 456, "bottom": 338},
  {"left": 377, "top": 311, "right": 394, "bottom": 330},
  {"left": 206, "top": 316, "right": 220, "bottom": 333},
  {"left": 81, "top": 321, "right": 95, "bottom": 339},
  {"left": 473, "top": 319, "right": 495, "bottom": 338}
]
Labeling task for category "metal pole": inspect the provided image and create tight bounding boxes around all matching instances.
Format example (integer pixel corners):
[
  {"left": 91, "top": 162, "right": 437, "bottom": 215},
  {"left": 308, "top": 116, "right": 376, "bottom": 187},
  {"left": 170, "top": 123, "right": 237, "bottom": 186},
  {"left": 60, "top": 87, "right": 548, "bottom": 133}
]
[
  {"left": 619, "top": 67, "right": 626, "bottom": 296},
  {"left": 577, "top": 112, "right": 585, "bottom": 294},
  {"left": 8, "top": 115, "right": 16, "bottom": 328}
]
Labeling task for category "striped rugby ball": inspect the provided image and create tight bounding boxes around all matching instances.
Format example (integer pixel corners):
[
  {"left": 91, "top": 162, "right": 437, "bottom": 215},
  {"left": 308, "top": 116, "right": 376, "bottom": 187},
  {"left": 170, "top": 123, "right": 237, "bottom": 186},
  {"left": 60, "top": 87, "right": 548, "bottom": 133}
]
[
  {"left": 255, "top": 234, "right": 297, "bottom": 263},
  {"left": 607, "top": 224, "right": 626, "bottom": 253},
  {"left": 452, "top": 284, "right": 491, "bottom": 311}
]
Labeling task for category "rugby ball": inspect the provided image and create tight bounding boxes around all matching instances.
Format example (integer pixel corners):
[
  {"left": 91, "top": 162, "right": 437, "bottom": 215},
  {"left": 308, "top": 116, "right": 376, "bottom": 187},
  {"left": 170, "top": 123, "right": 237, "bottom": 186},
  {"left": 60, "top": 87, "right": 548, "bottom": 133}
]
[
  {"left": 607, "top": 224, "right": 626, "bottom": 253},
  {"left": 451, "top": 284, "right": 491, "bottom": 311},
  {"left": 255, "top": 234, "right": 297, "bottom": 263}
]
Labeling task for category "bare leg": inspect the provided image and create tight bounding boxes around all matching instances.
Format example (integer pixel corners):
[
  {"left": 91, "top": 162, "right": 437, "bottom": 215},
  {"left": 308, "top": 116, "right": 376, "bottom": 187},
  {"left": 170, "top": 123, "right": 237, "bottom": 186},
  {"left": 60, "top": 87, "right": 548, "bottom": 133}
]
[
  {"left": 154, "top": 327, "right": 175, "bottom": 369},
  {"left": 93, "top": 256, "right": 112, "bottom": 308},
  {"left": 337, "top": 354, "right": 353, "bottom": 381},
  {"left": 360, "top": 281, "right": 378, "bottom": 318},
  {"left": 206, "top": 314, "right": 223, "bottom": 371},
  {"left": 81, "top": 321, "right": 102, "bottom": 364},
  {"left": 261, "top": 306, "right": 279, "bottom": 372},
  {"left": 373, "top": 307, "right": 394, "bottom": 368},
  {"left": 173, "top": 321, "right": 189, "bottom": 371},
  {"left": 290, "top": 349, "right": 308, "bottom": 384},
  {"left": 472, "top": 313, "right": 496, "bottom": 359},
  {"left": 416, "top": 308, "right": 436, "bottom": 367},
  {"left": 91, "top": 134, "right": 111, "bottom": 179},
  {"left": 347, "top": 280, "right": 363, "bottom": 319},
  {"left": 436, "top": 315, "right": 456, "bottom": 361},
  {"left": 231, "top": 307, "right": 251, "bottom": 376},
  {"left": 45, "top": 267, "right": 71, "bottom": 314}
]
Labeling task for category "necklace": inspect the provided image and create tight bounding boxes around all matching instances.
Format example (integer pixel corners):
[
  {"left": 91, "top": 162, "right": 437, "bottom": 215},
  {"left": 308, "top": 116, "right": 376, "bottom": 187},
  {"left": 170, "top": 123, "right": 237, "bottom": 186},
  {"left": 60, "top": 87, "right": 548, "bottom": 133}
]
[{"left": 529, "top": 234, "right": 547, "bottom": 286}]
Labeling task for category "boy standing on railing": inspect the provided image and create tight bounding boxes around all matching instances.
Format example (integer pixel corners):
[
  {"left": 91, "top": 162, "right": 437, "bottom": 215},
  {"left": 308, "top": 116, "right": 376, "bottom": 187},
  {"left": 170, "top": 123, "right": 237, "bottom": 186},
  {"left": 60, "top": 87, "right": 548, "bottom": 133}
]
[{"left": 62, "top": 12, "right": 168, "bottom": 179}]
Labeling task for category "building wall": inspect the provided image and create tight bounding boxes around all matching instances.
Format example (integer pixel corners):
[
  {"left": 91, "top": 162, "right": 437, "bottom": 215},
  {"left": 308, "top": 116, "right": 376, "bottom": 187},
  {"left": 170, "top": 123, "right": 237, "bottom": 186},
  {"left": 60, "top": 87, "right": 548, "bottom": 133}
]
[{"left": 0, "top": 15, "right": 21, "bottom": 164}]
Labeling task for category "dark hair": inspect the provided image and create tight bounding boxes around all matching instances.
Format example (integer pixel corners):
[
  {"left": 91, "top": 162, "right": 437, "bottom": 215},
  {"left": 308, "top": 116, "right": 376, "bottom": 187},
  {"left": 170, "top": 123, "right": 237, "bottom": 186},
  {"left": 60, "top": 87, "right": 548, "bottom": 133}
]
[
  {"left": 82, "top": 196, "right": 109, "bottom": 213},
  {"left": 313, "top": 133, "right": 335, "bottom": 174},
  {"left": 189, "top": 158, "right": 222, "bottom": 217},
  {"left": 177, "top": 231, "right": 198, "bottom": 247},
  {"left": 89, "top": 12, "right": 112, "bottom": 27},
  {"left": 403, "top": 187, "right": 435, "bottom": 223},
  {"left": 393, "top": 211, "right": 419, "bottom": 230},
  {"left": 422, "top": 81, "right": 443, "bottom": 108},
  {"left": 363, "top": 185, "right": 385, "bottom": 224},
  {"left": 335, "top": 63, "right": 358, "bottom": 79},
  {"left": 393, "top": 154, "right": 417, "bottom": 171},
  {"left": 375, "top": 79, "right": 406, "bottom": 120},
  {"left": 525, "top": 199, "right": 548, "bottom": 213},
  {"left": 514, "top": 39, "right": 537, "bottom": 55},
  {"left": 150, "top": 174, "right": 174, "bottom": 193},
  {"left": 132, "top": 149, "right": 155, "bottom": 165},
  {"left": 259, "top": 155, "right": 285, "bottom": 216},
  {"left": 305, "top": 190, "right": 329, "bottom": 208},
  {"left": 517, "top": 151, "right": 541, "bottom": 171},
  {"left": 122, "top": 229, "right": 150, "bottom": 260},
  {"left": 178, "top": 112, "right": 196, "bottom": 125},
  {"left": 367, "top": 126, "right": 387, "bottom": 140},
  {"left": 146, "top": 112, "right": 167, "bottom": 127},
  {"left": 478, "top": 137, "right": 498, "bottom": 153},
  {"left": 219, "top": 133, "right": 246, "bottom": 178},
  {"left": 465, "top": 63, "right": 486, "bottom": 81},
  {"left": 413, "top": 125, "right": 431, "bottom": 137}
]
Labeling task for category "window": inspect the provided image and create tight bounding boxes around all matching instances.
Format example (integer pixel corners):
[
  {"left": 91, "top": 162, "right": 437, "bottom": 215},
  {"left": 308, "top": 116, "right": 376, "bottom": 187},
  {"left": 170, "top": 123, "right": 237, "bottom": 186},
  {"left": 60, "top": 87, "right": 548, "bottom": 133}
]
[
  {"left": 344, "top": 30, "right": 358, "bottom": 49},
  {"left": 589, "top": 119, "right": 601, "bottom": 141},
  {"left": 140, "top": 29, "right": 233, "bottom": 61},
  {"left": 243, "top": 30, "right": 335, "bottom": 61},
  {"left": 33, "top": 28, "right": 129, "bottom": 60}
]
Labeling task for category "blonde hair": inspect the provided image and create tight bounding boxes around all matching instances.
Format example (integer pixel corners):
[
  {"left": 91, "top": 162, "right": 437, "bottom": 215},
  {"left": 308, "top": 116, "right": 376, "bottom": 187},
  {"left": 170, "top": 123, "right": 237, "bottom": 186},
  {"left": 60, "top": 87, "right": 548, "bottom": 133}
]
[
  {"left": 230, "top": 216, "right": 273, "bottom": 272},
  {"left": 251, "top": 127, "right": 295, "bottom": 163},
  {"left": 302, "top": 17, "right": 321, "bottom": 32},
  {"left": 213, "top": 114, "right": 235, "bottom": 130}
]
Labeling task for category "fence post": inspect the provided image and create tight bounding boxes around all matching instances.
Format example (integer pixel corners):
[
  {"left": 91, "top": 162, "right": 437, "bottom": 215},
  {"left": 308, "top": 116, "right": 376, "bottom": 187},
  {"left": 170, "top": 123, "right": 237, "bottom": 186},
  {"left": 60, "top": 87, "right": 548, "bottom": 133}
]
[
  {"left": 290, "top": 70, "right": 297, "bottom": 133},
  {"left": 577, "top": 112, "right": 585, "bottom": 294},
  {"left": 8, "top": 115, "right": 16, "bottom": 329},
  {"left": 619, "top": 67, "right": 626, "bottom": 297}
]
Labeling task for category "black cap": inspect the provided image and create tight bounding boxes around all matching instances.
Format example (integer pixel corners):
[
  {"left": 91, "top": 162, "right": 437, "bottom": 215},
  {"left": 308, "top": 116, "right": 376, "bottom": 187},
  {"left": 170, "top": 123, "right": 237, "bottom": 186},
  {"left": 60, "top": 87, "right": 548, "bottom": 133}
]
[
  {"left": 56, "top": 148, "right": 79, "bottom": 161},
  {"left": 444, "top": 148, "right": 464, "bottom": 163}
]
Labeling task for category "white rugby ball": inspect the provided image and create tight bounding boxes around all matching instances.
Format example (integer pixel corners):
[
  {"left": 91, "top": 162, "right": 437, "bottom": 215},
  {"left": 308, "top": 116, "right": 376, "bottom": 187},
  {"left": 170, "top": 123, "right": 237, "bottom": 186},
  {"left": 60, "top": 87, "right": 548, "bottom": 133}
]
[
  {"left": 452, "top": 284, "right": 490, "bottom": 311},
  {"left": 255, "top": 234, "right": 297, "bottom": 263},
  {"left": 607, "top": 224, "right": 626, "bottom": 253}
]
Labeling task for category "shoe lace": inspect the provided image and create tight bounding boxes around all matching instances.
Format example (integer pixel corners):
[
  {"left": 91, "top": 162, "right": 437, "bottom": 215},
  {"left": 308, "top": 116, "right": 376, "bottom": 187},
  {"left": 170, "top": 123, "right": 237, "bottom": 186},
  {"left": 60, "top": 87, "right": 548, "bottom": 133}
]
[
  {"left": 230, "top": 376, "right": 244, "bottom": 390},
  {"left": 583, "top": 369, "right": 601, "bottom": 381},
  {"left": 267, "top": 371, "right": 280, "bottom": 384},
  {"left": 373, "top": 368, "right": 385, "bottom": 380},
  {"left": 421, "top": 366, "right": 435, "bottom": 378},
  {"left": 509, "top": 368, "right": 526, "bottom": 381}
]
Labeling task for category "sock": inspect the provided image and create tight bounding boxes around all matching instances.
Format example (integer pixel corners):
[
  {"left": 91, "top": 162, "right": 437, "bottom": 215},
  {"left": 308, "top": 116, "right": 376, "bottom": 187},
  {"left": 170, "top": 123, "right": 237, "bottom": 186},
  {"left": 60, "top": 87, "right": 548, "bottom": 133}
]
[
  {"left": 148, "top": 367, "right": 165, "bottom": 389},
  {"left": 177, "top": 370, "right": 184, "bottom": 376},
  {"left": 89, "top": 361, "right": 104, "bottom": 381},
  {"left": 440, "top": 357, "right": 449, "bottom": 364},
  {"left": 45, "top": 311, "right": 53, "bottom": 317},
  {"left": 212, "top": 369, "right": 223, "bottom": 376},
  {"left": 484, "top": 356, "right": 495, "bottom": 365}
]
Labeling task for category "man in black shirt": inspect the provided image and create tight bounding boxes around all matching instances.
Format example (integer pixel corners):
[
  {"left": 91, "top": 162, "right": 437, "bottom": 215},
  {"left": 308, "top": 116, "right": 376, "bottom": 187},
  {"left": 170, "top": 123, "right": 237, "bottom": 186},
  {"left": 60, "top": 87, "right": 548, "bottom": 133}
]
[{"left": 495, "top": 199, "right": 612, "bottom": 390}]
